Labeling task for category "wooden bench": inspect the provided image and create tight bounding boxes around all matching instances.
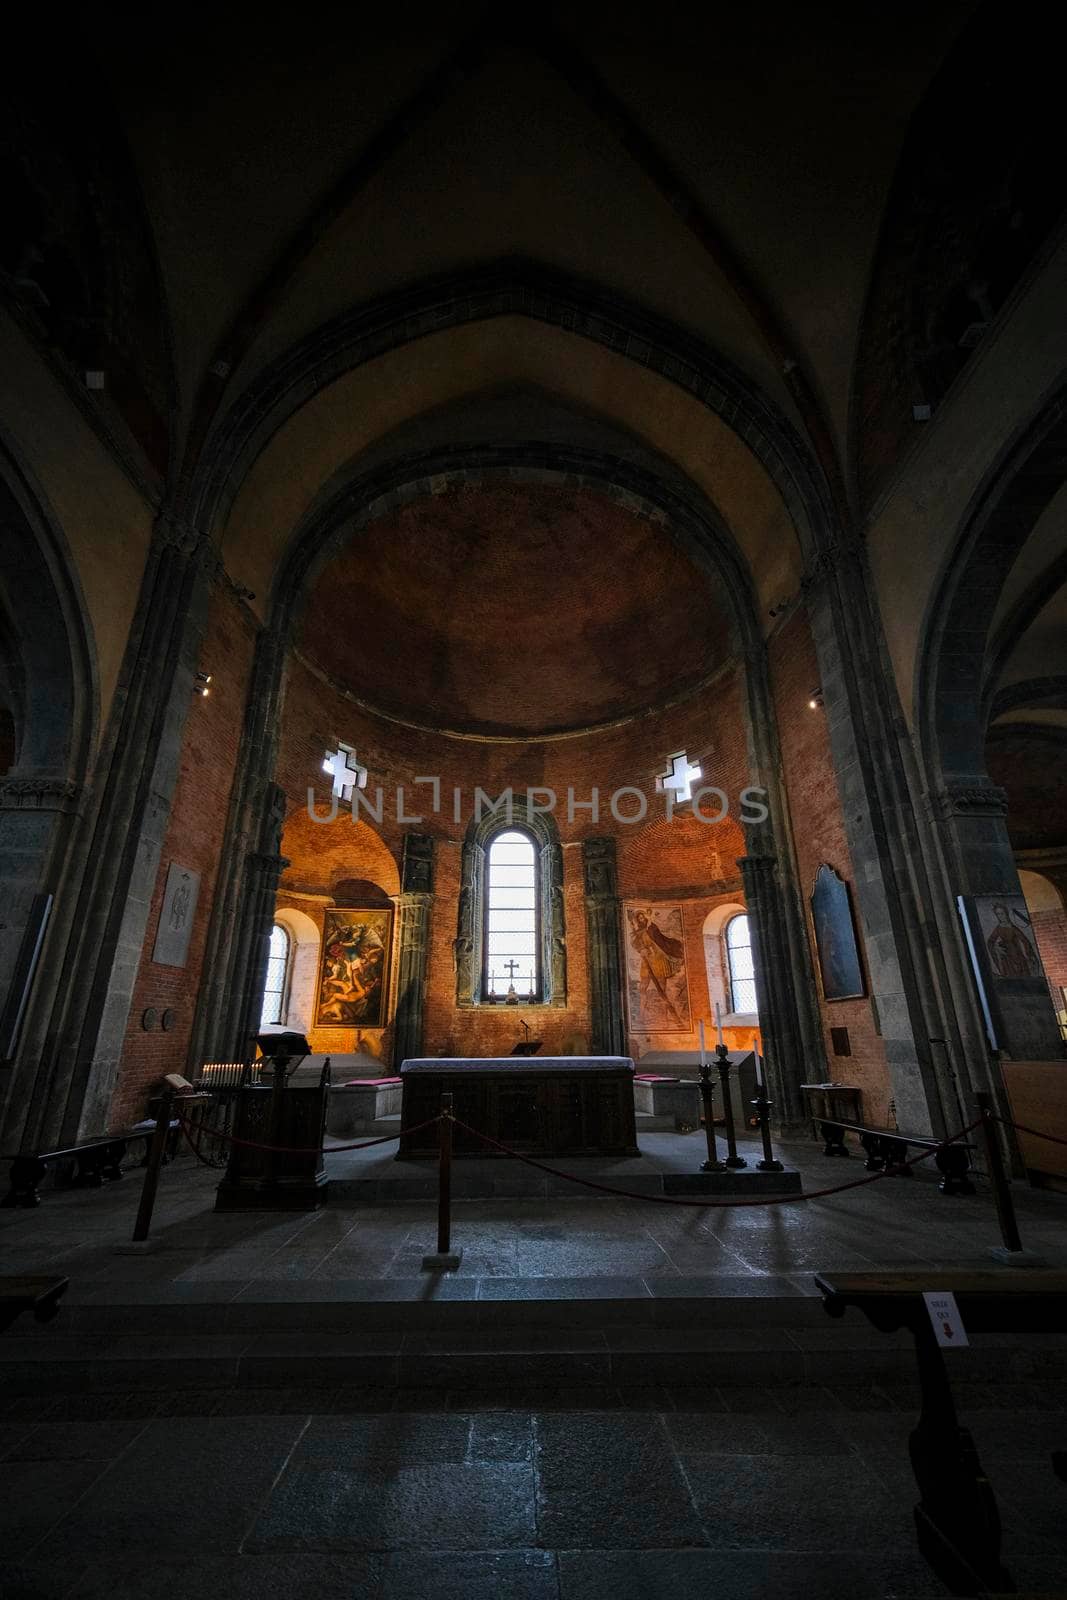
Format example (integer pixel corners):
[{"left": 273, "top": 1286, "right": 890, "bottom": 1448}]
[
  {"left": 813, "top": 1117, "right": 975, "bottom": 1196},
  {"left": 0, "top": 1275, "right": 68, "bottom": 1334},
  {"left": 815, "top": 1269, "right": 1067, "bottom": 1596},
  {"left": 1, "top": 1125, "right": 174, "bottom": 1208}
]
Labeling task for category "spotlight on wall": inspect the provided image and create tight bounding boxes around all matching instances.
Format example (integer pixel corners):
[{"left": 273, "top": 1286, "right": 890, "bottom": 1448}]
[
  {"left": 808, "top": 689, "right": 824, "bottom": 710},
  {"left": 195, "top": 671, "right": 212, "bottom": 698}
]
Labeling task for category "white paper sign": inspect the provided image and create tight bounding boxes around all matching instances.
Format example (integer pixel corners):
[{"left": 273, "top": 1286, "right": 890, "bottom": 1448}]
[{"left": 922, "top": 1290, "right": 969, "bottom": 1348}]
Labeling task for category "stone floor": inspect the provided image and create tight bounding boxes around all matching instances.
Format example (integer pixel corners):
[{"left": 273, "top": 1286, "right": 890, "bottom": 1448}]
[
  {"left": 2, "top": 1131, "right": 1066, "bottom": 1597},
  {"left": 2, "top": 1388, "right": 1067, "bottom": 1598},
  {"left": 3, "top": 1129, "right": 1066, "bottom": 1289}
]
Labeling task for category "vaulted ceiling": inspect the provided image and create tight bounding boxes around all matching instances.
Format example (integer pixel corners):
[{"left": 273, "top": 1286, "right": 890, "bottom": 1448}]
[
  {"left": 297, "top": 481, "right": 732, "bottom": 738},
  {"left": 13, "top": 0, "right": 1041, "bottom": 527}
]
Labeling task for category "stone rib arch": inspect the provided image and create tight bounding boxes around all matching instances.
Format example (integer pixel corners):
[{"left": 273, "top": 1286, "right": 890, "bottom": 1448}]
[
  {"left": 917, "top": 378, "right": 1067, "bottom": 787},
  {"left": 914, "top": 377, "right": 1067, "bottom": 1071},
  {"left": 185, "top": 262, "right": 835, "bottom": 562},
  {"left": 0, "top": 431, "right": 98, "bottom": 1145}
]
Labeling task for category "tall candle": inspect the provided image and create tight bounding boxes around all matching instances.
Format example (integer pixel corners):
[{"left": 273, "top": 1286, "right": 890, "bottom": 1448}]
[
  {"left": 714, "top": 1001, "right": 724, "bottom": 1047},
  {"left": 698, "top": 1018, "right": 706, "bottom": 1070},
  {"left": 753, "top": 1035, "right": 763, "bottom": 1086}
]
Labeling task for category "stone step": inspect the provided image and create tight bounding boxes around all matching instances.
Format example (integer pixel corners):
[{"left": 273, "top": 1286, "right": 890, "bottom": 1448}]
[
  {"left": 3, "top": 1321, "right": 1065, "bottom": 1397},
  {"left": 44, "top": 1277, "right": 832, "bottom": 1335},
  {"left": 326, "top": 1164, "right": 802, "bottom": 1204}
]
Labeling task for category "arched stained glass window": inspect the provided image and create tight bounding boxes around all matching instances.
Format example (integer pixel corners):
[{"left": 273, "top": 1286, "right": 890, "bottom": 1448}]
[
  {"left": 725, "top": 913, "right": 757, "bottom": 1015},
  {"left": 484, "top": 830, "right": 539, "bottom": 1000},
  {"left": 260, "top": 922, "right": 290, "bottom": 1026}
]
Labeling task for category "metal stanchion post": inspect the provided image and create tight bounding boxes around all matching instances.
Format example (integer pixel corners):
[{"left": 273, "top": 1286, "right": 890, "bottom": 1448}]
[
  {"left": 975, "top": 1090, "right": 1044, "bottom": 1265},
  {"left": 422, "top": 1092, "right": 462, "bottom": 1271},
  {"left": 698, "top": 1063, "right": 726, "bottom": 1172},
  {"left": 752, "top": 1087, "right": 785, "bottom": 1172},
  {"left": 132, "top": 1088, "right": 174, "bottom": 1243},
  {"left": 716, "top": 1045, "right": 747, "bottom": 1168},
  {"left": 437, "top": 1091, "right": 453, "bottom": 1255}
]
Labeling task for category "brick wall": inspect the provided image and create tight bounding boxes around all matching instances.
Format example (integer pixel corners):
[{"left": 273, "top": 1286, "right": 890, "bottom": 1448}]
[
  {"left": 274, "top": 653, "right": 761, "bottom": 1064},
  {"left": 109, "top": 580, "right": 257, "bottom": 1123},
  {"left": 768, "top": 607, "right": 890, "bottom": 1122},
  {"left": 1033, "top": 907, "right": 1067, "bottom": 1007}
]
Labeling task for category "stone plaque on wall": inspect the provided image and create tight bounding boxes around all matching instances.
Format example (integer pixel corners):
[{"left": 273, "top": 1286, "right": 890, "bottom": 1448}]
[{"left": 152, "top": 863, "right": 200, "bottom": 967}]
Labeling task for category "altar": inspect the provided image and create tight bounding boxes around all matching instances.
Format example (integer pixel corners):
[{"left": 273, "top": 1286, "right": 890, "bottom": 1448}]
[{"left": 398, "top": 1057, "right": 639, "bottom": 1158}]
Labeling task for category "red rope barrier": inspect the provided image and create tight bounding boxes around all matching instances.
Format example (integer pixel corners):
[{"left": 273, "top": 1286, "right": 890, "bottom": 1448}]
[
  {"left": 173, "top": 1110, "right": 440, "bottom": 1156},
  {"left": 993, "top": 1114, "right": 1067, "bottom": 1148},
  {"left": 448, "top": 1115, "right": 984, "bottom": 1209}
]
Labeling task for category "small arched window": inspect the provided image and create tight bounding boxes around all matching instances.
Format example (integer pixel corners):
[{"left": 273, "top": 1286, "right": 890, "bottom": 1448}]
[
  {"left": 725, "top": 914, "right": 757, "bottom": 1015},
  {"left": 484, "top": 830, "right": 539, "bottom": 1000},
  {"left": 261, "top": 922, "right": 291, "bottom": 1026}
]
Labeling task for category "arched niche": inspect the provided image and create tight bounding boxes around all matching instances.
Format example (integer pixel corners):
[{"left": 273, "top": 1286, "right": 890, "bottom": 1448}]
[
  {"left": 455, "top": 797, "right": 566, "bottom": 1008},
  {"left": 1018, "top": 870, "right": 1064, "bottom": 916},
  {"left": 265, "top": 905, "right": 320, "bottom": 1037},
  {"left": 702, "top": 902, "right": 755, "bottom": 1025}
]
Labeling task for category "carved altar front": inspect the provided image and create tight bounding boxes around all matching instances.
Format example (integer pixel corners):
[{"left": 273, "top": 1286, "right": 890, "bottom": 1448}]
[{"left": 399, "top": 1057, "right": 638, "bottom": 1158}]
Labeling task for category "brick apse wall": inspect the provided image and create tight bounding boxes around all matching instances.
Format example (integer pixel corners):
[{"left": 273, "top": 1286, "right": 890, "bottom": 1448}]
[
  {"left": 105, "top": 599, "right": 889, "bottom": 1115},
  {"left": 768, "top": 607, "right": 891, "bottom": 1124},
  {"left": 273, "top": 650, "right": 757, "bottom": 1067},
  {"left": 109, "top": 580, "right": 257, "bottom": 1124}
]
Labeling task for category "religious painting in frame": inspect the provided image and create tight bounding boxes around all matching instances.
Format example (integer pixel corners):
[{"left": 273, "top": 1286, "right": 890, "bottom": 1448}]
[
  {"left": 152, "top": 863, "right": 200, "bottom": 968},
  {"left": 957, "top": 893, "right": 1044, "bottom": 1050},
  {"left": 316, "top": 908, "right": 393, "bottom": 1028},
  {"left": 809, "top": 865, "right": 865, "bottom": 1002},
  {"left": 623, "top": 904, "right": 692, "bottom": 1032}
]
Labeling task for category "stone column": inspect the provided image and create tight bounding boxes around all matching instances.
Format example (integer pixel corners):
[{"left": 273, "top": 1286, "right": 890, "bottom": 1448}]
[
  {"left": 392, "top": 833, "right": 435, "bottom": 1066},
  {"left": 3, "top": 514, "right": 218, "bottom": 1149},
  {"left": 801, "top": 541, "right": 949, "bottom": 1134},
  {"left": 583, "top": 837, "right": 625, "bottom": 1055},
  {"left": 0, "top": 778, "right": 81, "bottom": 1055},
  {"left": 738, "top": 854, "right": 807, "bottom": 1129},
  {"left": 232, "top": 848, "right": 292, "bottom": 1058}
]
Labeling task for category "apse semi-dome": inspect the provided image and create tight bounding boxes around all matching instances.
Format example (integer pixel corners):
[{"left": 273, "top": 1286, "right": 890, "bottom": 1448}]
[{"left": 295, "top": 482, "right": 732, "bottom": 739}]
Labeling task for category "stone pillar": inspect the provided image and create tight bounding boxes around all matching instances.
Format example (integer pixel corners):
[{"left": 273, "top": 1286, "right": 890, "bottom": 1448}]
[
  {"left": 801, "top": 542, "right": 948, "bottom": 1134},
  {"left": 0, "top": 778, "right": 80, "bottom": 1055},
  {"left": 738, "top": 854, "right": 807, "bottom": 1129},
  {"left": 582, "top": 837, "right": 625, "bottom": 1055},
  {"left": 3, "top": 514, "right": 218, "bottom": 1149},
  {"left": 232, "top": 848, "right": 292, "bottom": 1058},
  {"left": 392, "top": 833, "right": 435, "bottom": 1066}
]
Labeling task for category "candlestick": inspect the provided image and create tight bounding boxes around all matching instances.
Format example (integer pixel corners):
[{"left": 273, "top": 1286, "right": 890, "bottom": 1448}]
[
  {"left": 698, "top": 1018, "right": 706, "bottom": 1070},
  {"left": 714, "top": 1001, "right": 724, "bottom": 1047}
]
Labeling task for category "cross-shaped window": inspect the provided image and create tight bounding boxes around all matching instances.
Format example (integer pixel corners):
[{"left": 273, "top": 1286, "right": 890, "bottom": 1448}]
[
  {"left": 658, "top": 751, "right": 702, "bottom": 804},
  {"left": 322, "top": 743, "right": 368, "bottom": 802}
]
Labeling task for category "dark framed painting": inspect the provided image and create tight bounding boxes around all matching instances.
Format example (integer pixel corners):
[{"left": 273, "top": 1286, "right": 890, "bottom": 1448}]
[
  {"left": 810, "top": 865, "right": 865, "bottom": 1002},
  {"left": 316, "top": 908, "right": 393, "bottom": 1028}
]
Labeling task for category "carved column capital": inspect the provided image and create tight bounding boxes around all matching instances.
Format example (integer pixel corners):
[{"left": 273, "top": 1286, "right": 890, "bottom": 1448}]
[
  {"left": 400, "top": 832, "right": 435, "bottom": 895},
  {"left": 0, "top": 775, "right": 81, "bottom": 814},
  {"left": 248, "top": 852, "right": 291, "bottom": 877},
  {"left": 927, "top": 782, "right": 1010, "bottom": 822},
  {"left": 582, "top": 836, "right": 619, "bottom": 900}
]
